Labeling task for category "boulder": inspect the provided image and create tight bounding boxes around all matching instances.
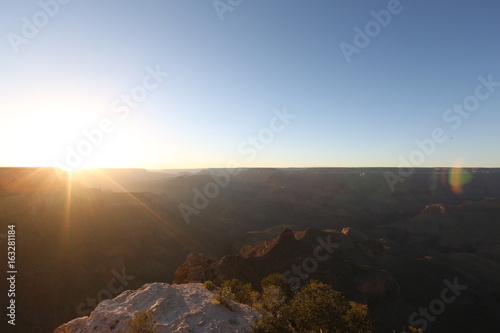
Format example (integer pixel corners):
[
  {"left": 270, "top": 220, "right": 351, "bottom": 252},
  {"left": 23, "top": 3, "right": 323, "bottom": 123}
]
[{"left": 54, "top": 283, "right": 259, "bottom": 333}]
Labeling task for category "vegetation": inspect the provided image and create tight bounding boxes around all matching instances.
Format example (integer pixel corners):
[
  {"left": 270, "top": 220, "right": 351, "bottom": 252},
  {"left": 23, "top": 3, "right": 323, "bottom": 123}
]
[
  {"left": 210, "top": 273, "right": 374, "bottom": 332},
  {"left": 261, "top": 272, "right": 292, "bottom": 298},
  {"left": 342, "top": 301, "right": 373, "bottom": 333},
  {"left": 252, "top": 284, "right": 290, "bottom": 332},
  {"left": 221, "top": 279, "right": 256, "bottom": 305},
  {"left": 204, "top": 280, "right": 217, "bottom": 291},
  {"left": 212, "top": 278, "right": 257, "bottom": 309},
  {"left": 127, "top": 309, "right": 157, "bottom": 333},
  {"left": 212, "top": 285, "right": 235, "bottom": 310},
  {"left": 252, "top": 275, "right": 374, "bottom": 333}
]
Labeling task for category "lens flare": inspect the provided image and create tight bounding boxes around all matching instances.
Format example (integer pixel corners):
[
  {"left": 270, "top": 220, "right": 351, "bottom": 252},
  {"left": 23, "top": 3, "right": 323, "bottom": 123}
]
[{"left": 448, "top": 167, "right": 472, "bottom": 194}]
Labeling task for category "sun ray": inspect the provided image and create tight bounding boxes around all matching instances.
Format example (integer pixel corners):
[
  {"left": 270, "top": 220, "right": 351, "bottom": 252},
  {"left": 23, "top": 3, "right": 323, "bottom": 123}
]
[
  {"left": 63, "top": 170, "right": 73, "bottom": 228},
  {"left": 87, "top": 169, "right": 206, "bottom": 252}
]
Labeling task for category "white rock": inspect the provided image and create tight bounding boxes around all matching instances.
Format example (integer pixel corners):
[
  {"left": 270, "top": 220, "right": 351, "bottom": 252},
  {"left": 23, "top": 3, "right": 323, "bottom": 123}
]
[{"left": 54, "top": 283, "right": 259, "bottom": 333}]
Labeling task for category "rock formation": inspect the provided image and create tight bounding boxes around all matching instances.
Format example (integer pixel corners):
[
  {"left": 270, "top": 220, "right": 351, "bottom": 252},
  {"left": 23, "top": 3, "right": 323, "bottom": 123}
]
[
  {"left": 173, "top": 252, "right": 218, "bottom": 284},
  {"left": 54, "top": 283, "right": 258, "bottom": 333},
  {"left": 173, "top": 227, "right": 400, "bottom": 312}
]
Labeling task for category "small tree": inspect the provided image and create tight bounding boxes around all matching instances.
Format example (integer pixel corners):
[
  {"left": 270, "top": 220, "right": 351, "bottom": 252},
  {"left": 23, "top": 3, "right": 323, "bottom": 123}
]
[
  {"left": 252, "top": 285, "right": 291, "bottom": 332},
  {"left": 204, "top": 280, "right": 217, "bottom": 291},
  {"left": 127, "top": 309, "right": 157, "bottom": 333},
  {"left": 221, "top": 279, "right": 255, "bottom": 305},
  {"left": 289, "top": 280, "right": 374, "bottom": 332},
  {"left": 213, "top": 285, "right": 234, "bottom": 310},
  {"left": 290, "top": 280, "right": 351, "bottom": 331},
  {"left": 261, "top": 272, "right": 292, "bottom": 299},
  {"left": 253, "top": 275, "right": 375, "bottom": 332},
  {"left": 343, "top": 301, "right": 373, "bottom": 333}
]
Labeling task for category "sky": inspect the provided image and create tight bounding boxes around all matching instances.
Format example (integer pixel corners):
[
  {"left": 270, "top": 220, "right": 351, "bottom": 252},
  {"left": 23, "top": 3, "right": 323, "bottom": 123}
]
[{"left": 0, "top": 0, "right": 499, "bottom": 170}]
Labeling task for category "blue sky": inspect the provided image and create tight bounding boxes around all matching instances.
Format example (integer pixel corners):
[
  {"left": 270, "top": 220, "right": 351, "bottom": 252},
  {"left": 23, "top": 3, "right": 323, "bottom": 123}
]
[{"left": 1, "top": 0, "right": 499, "bottom": 169}]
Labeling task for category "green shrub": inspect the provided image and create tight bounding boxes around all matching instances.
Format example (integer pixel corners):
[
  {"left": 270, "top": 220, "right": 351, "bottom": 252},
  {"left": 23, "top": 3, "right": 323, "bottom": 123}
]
[
  {"left": 252, "top": 285, "right": 291, "bottom": 332},
  {"left": 289, "top": 280, "right": 350, "bottom": 331},
  {"left": 213, "top": 285, "right": 234, "bottom": 310},
  {"left": 252, "top": 276, "right": 374, "bottom": 333},
  {"left": 204, "top": 280, "right": 217, "bottom": 291},
  {"left": 289, "top": 280, "right": 374, "bottom": 332},
  {"left": 221, "top": 279, "right": 255, "bottom": 305},
  {"left": 343, "top": 301, "right": 373, "bottom": 333},
  {"left": 260, "top": 272, "right": 292, "bottom": 298},
  {"left": 212, "top": 278, "right": 257, "bottom": 310},
  {"left": 127, "top": 309, "right": 157, "bottom": 333}
]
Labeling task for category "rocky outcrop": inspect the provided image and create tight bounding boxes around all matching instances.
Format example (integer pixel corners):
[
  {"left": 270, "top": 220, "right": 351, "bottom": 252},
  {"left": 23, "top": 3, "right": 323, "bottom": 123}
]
[
  {"left": 276, "top": 227, "right": 296, "bottom": 242},
  {"left": 54, "top": 283, "right": 259, "bottom": 333},
  {"left": 173, "top": 227, "right": 399, "bottom": 308},
  {"left": 242, "top": 227, "right": 308, "bottom": 258},
  {"left": 422, "top": 203, "right": 449, "bottom": 215},
  {"left": 388, "top": 199, "right": 500, "bottom": 253},
  {"left": 173, "top": 252, "right": 218, "bottom": 284},
  {"left": 342, "top": 227, "right": 368, "bottom": 243}
]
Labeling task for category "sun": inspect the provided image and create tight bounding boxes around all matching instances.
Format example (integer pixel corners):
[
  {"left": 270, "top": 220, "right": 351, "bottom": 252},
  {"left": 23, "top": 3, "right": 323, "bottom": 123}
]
[
  {"left": 2, "top": 88, "right": 171, "bottom": 170},
  {"left": 2, "top": 93, "right": 109, "bottom": 169}
]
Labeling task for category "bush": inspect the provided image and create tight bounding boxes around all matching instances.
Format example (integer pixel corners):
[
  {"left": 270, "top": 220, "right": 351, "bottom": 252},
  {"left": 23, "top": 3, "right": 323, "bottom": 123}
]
[
  {"left": 204, "top": 280, "right": 217, "bottom": 291},
  {"left": 252, "top": 276, "right": 374, "bottom": 333},
  {"left": 212, "top": 285, "right": 234, "bottom": 310},
  {"left": 289, "top": 280, "right": 374, "bottom": 333},
  {"left": 127, "top": 309, "right": 157, "bottom": 333},
  {"left": 289, "top": 280, "right": 350, "bottom": 332},
  {"left": 252, "top": 285, "right": 291, "bottom": 332},
  {"left": 343, "top": 301, "right": 373, "bottom": 333},
  {"left": 221, "top": 279, "right": 255, "bottom": 305},
  {"left": 212, "top": 278, "right": 258, "bottom": 310},
  {"left": 260, "top": 273, "right": 292, "bottom": 298}
]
